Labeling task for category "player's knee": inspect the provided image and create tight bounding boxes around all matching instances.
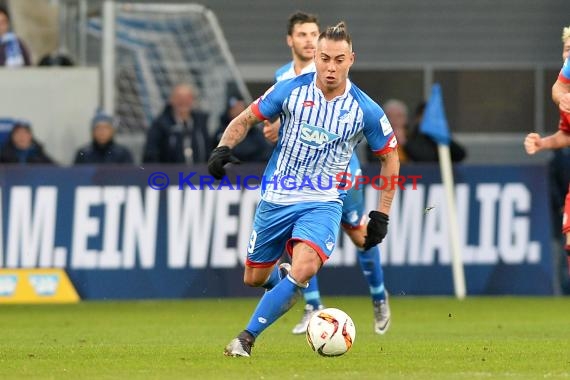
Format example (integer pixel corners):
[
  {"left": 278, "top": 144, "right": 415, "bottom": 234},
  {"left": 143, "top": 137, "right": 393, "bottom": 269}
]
[
  {"left": 290, "top": 262, "right": 319, "bottom": 284},
  {"left": 243, "top": 272, "right": 265, "bottom": 287},
  {"left": 244, "top": 279, "right": 265, "bottom": 287}
]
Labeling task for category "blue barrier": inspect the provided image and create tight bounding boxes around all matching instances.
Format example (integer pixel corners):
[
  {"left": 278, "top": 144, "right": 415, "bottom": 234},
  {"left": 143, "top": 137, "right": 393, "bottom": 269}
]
[
  {"left": 0, "top": 163, "right": 553, "bottom": 298},
  {"left": 0, "top": 118, "right": 14, "bottom": 147}
]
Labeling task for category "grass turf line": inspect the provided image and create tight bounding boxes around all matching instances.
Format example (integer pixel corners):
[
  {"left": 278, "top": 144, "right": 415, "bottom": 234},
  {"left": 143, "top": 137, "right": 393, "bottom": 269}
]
[{"left": 0, "top": 297, "right": 569, "bottom": 380}]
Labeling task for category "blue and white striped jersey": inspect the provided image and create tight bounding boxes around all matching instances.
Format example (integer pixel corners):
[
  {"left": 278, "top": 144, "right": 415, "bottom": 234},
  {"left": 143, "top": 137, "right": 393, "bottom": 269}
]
[
  {"left": 275, "top": 61, "right": 362, "bottom": 202},
  {"left": 275, "top": 61, "right": 316, "bottom": 82},
  {"left": 252, "top": 72, "right": 396, "bottom": 204}
]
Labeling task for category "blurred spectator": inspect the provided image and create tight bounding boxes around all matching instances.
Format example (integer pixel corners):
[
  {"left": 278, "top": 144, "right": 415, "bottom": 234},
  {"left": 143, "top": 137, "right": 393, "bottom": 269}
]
[
  {"left": 143, "top": 84, "right": 210, "bottom": 164},
  {"left": 0, "top": 120, "right": 54, "bottom": 164},
  {"left": 38, "top": 52, "right": 74, "bottom": 67},
  {"left": 0, "top": 6, "right": 31, "bottom": 67},
  {"left": 214, "top": 96, "right": 272, "bottom": 162},
  {"left": 405, "top": 102, "right": 467, "bottom": 162},
  {"left": 74, "top": 112, "right": 134, "bottom": 164}
]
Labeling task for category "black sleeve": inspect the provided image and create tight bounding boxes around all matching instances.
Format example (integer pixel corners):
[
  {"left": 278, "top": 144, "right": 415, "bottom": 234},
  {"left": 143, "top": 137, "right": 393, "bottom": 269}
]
[
  {"left": 19, "top": 39, "right": 32, "bottom": 66},
  {"left": 38, "top": 151, "right": 55, "bottom": 164},
  {"left": 404, "top": 134, "right": 439, "bottom": 162},
  {"left": 449, "top": 139, "right": 467, "bottom": 162},
  {"left": 74, "top": 149, "right": 85, "bottom": 164},
  {"left": 549, "top": 152, "right": 566, "bottom": 212},
  {"left": 193, "top": 112, "right": 212, "bottom": 162},
  {"left": 122, "top": 147, "right": 134, "bottom": 164},
  {"left": 199, "top": 113, "right": 212, "bottom": 153},
  {"left": 405, "top": 133, "right": 467, "bottom": 163},
  {"left": 142, "top": 122, "right": 162, "bottom": 163}
]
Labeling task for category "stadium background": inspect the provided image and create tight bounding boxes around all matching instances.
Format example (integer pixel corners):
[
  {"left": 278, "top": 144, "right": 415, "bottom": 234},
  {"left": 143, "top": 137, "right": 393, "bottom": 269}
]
[
  {"left": 127, "top": 0, "right": 566, "bottom": 164},
  {"left": 0, "top": 0, "right": 568, "bottom": 301}
]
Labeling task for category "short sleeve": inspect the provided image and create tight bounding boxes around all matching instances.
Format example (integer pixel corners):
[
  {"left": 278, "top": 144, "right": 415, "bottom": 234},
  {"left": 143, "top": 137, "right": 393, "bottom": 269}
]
[
  {"left": 251, "top": 78, "right": 298, "bottom": 120},
  {"left": 362, "top": 104, "right": 398, "bottom": 156}
]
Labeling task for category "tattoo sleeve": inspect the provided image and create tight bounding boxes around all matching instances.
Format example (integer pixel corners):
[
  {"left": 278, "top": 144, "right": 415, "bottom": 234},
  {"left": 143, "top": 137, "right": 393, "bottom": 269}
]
[
  {"left": 218, "top": 105, "right": 263, "bottom": 148},
  {"left": 377, "top": 149, "right": 400, "bottom": 214}
]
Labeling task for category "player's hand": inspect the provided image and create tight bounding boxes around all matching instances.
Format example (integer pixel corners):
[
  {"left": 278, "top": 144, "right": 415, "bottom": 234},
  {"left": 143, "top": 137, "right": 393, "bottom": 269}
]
[
  {"left": 523, "top": 133, "right": 542, "bottom": 155},
  {"left": 263, "top": 120, "right": 279, "bottom": 144},
  {"left": 363, "top": 211, "right": 389, "bottom": 250},
  {"left": 207, "top": 146, "right": 240, "bottom": 179}
]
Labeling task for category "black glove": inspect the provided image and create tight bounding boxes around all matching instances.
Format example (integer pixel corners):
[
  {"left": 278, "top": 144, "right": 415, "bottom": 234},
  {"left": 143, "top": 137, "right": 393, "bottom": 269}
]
[
  {"left": 207, "top": 146, "right": 241, "bottom": 180},
  {"left": 363, "top": 211, "right": 389, "bottom": 250}
]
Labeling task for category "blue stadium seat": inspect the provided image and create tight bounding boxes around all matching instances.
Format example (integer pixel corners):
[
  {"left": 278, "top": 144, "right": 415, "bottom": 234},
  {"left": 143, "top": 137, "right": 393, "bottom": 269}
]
[{"left": 0, "top": 118, "right": 15, "bottom": 146}]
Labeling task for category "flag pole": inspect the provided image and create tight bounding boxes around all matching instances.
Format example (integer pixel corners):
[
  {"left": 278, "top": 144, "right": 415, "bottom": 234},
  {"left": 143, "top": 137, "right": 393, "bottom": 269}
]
[
  {"left": 437, "top": 144, "right": 466, "bottom": 299},
  {"left": 420, "top": 83, "right": 466, "bottom": 299}
]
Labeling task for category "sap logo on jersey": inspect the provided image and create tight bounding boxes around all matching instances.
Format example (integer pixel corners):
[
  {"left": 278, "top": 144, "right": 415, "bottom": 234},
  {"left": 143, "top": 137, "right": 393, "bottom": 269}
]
[{"left": 299, "top": 123, "right": 340, "bottom": 147}]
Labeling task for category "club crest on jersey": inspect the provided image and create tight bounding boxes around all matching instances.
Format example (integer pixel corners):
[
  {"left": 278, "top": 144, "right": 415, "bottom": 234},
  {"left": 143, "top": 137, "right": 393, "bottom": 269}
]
[
  {"left": 338, "top": 109, "right": 350, "bottom": 121},
  {"left": 325, "top": 235, "right": 335, "bottom": 252},
  {"left": 299, "top": 123, "right": 340, "bottom": 147},
  {"left": 346, "top": 210, "right": 359, "bottom": 224}
]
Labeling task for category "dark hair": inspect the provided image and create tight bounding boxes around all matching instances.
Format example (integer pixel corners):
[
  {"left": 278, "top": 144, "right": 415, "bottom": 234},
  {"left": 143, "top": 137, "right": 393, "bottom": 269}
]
[
  {"left": 414, "top": 101, "right": 427, "bottom": 119},
  {"left": 0, "top": 5, "right": 10, "bottom": 21},
  {"left": 12, "top": 119, "right": 31, "bottom": 130},
  {"left": 287, "top": 11, "right": 319, "bottom": 36},
  {"left": 38, "top": 53, "right": 75, "bottom": 67},
  {"left": 318, "top": 21, "right": 352, "bottom": 47}
]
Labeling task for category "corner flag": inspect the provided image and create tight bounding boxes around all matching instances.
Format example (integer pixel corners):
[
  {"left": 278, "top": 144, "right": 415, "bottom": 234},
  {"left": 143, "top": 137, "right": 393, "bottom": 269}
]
[
  {"left": 420, "top": 83, "right": 451, "bottom": 145},
  {"left": 420, "top": 82, "right": 466, "bottom": 299}
]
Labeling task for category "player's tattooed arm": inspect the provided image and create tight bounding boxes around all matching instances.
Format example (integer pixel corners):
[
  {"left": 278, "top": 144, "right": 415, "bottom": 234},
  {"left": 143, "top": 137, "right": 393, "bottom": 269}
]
[
  {"left": 377, "top": 149, "right": 400, "bottom": 214},
  {"left": 219, "top": 105, "right": 262, "bottom": 148}
]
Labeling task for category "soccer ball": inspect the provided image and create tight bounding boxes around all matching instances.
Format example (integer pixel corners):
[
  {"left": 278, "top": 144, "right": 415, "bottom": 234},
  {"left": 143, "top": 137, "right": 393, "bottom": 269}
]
[{"left": 306, "top": 307, "right": 356, "bottom": 357}]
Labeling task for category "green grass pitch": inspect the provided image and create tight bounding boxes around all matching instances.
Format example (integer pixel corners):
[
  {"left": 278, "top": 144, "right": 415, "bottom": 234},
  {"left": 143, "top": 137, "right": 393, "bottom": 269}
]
[{"left": 1, "top": 296, "right": 569, "bottom": 379}]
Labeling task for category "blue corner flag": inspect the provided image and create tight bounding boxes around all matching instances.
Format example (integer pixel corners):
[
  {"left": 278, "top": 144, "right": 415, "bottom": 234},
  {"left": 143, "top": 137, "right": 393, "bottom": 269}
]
[{"left": 419, "top": 83, "right": 451, "bottom": 145}]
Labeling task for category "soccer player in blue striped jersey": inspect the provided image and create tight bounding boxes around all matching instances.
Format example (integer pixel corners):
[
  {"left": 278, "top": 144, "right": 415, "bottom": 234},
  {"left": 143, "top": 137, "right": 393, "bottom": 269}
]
[
  {"left": 263, "top": 11, "right": 391, "bottom": 336},
  {"left": 274, "top": 13, "right": 318, "bottom": 82},
  {"left": 209, "top": 21, "right": 400, "bottom": 357}
]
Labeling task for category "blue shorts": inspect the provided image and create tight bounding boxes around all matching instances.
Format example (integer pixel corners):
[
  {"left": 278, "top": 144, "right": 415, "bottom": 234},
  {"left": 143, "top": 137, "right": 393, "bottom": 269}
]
[
  {"left": 341, "top": 154, "right": 365, "bottom": 230},
  {"left": 341, "top": 186, "right": 365, "bottom": 230},
  {"left": 245, "top": 200, "right": 343, "bottom": 267}
]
